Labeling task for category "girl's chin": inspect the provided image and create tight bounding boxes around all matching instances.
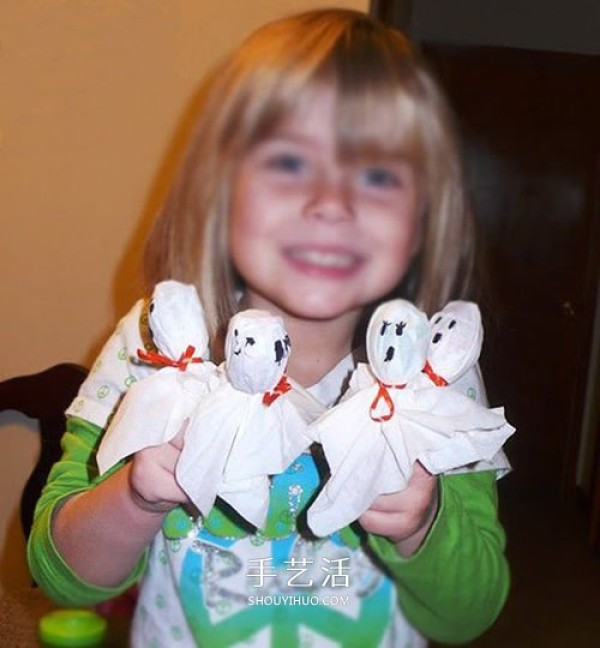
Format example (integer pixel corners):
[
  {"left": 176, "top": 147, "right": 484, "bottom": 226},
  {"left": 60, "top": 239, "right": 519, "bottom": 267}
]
[
  {"left": 242, "top": 286, "right": 368, "bottom": 323},
  {"left": 277, "top": 296, "right": 364, "bottom": 324}
]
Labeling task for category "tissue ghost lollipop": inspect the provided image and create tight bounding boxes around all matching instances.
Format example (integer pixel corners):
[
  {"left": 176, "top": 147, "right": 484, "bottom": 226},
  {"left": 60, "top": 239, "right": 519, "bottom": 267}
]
[
  {"left": 307, "top": 299, "right": 514, "bottom": 537},
  {"left": 96, "top": 280, "right": 218, "bottom": 474},
  {"left": 414, "top": 301, "right": 514, "bottom": 477},
  {"left": 400, "top": 300, "right": 513, "bottom": 477},
  {"left": 307, "top": 300, "right": 431, "bottom": 536},
  {"left": 175, "top": 309, "right": 314, "bottom": 528}
]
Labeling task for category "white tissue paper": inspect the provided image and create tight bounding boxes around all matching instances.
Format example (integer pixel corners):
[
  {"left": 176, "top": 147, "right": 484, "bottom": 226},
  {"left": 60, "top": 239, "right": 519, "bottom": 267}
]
[
  {"left": 175, "top": 309, "right": 317, "bottom": 528},
  {"left": 96, "top": 280, "right": 219, "bottom": 474},
  {"left": 307, "top": 299, "right": 515, "bottom": 537}
]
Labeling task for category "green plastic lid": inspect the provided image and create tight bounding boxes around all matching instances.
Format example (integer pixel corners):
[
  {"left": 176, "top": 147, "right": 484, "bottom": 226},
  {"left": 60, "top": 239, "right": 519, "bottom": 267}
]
[{"left": 39, "top": 609, "right": 107, "bottom": 647}]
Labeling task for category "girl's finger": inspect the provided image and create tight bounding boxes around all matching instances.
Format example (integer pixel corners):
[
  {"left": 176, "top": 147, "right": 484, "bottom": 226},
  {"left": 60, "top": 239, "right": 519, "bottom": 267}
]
[
  {"left": 358, "top": 509, "right": 407, "bottom": 538},
  {"left": 169, "top": 428, "right": 186, "bottom": 451},
  {"left": 368, "top": 491, "right": 411, "bottom": 512},
  {"left": 408, "top": 461, "right": 435, "bottom": 482},
  {"left": 367, "top": 475, "right": 437, "bottom": 513}
]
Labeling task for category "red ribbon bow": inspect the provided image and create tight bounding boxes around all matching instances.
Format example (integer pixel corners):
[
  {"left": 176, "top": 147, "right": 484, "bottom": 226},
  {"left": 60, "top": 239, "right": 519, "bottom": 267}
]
[
  {"left": 422, "top": 361, "right": 448, "bottom": 387},
  {"left": 262, "top": 375, "right": 292, "bottom": 406},
  {"left": 370, "top": 381, "right": 406, "bottom": 422},
  {"left": 137, "top": 345, "right": 203, "bottom": 372}
]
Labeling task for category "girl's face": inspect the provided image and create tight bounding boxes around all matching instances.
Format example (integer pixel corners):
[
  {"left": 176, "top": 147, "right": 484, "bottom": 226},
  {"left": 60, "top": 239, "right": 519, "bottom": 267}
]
[{"left": 229, "top": 86, "right": 423, "bottom": 326}]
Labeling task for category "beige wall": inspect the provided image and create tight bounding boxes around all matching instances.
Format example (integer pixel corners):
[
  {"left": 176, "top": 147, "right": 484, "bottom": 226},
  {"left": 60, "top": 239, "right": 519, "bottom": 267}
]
[{"left": 0, "top": 0, "right": 367, "bottom": 593}]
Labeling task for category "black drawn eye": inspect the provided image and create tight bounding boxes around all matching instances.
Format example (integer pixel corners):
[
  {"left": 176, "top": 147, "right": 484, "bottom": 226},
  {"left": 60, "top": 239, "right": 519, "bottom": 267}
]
[
  {"left": 448, "top": 320, "right": 457, "bottom": 329},
  {"left": 274, "top": 339, "right": 285, "bottom": 364},
  {"left": 149, "top": 302, "right": 155, "bottom": 313},
  {"left": 233, "top": 329, "right": 242, "bottom": 354},
  {"left": 432, "top": 332, "right": 443, "bottom": 344},
  {"left": 245, "top": 337, "right": 255, "bottom": 346},
  {"left": 380, "top": 320, "right": 390, "bottom": 336},
  {"left": 434, "top": 316, "right": 442, "bottom": 324},
  {"left": 384, "top": 346, "right": 395, "bottom": 362},
  {"left": 395, "top": 321, "right": 406, "bottom": 336},
  {"left": 284, "top": 335, "right": 291, "bottom": 351}
]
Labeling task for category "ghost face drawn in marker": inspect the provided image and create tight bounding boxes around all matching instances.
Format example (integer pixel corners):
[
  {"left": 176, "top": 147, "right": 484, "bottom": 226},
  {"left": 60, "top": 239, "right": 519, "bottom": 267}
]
[
  {"left": 232, "top": 330, "right": 255, "bottom": 356},
  {"left": 366, "top": 299, "right": 430, "bottom": 385},
  {"left": 427, "top": 301, "right": 483, "bottom": 383},
  {"left": 225, "top": 310, "right": 291, "bottom": 394},
  {"left": 431, "top": 319, "right": 454, "bottom": 346},
  {"left": 380, "top": 320, "right": 407, "bottom": 363}
]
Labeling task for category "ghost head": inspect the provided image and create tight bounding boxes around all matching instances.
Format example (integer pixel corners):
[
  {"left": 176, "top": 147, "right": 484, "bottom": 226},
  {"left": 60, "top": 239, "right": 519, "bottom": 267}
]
[
  {"left": 427, "top": 301, "right": 483, "bottom": 383},
  {"left": 366, "top": 300, "right": 430, "bottom": 385},
  {"left": 148, "top": 280, "right": 210, "bottom": 360},
  {"left": 225, "top": 310, "right": 291, "bottom": 394}
]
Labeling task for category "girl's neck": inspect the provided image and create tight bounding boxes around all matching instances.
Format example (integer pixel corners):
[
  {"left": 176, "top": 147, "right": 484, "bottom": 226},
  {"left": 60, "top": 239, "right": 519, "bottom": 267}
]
[{"left": 283, "top": 314, "right": 358, "bottom": 388}]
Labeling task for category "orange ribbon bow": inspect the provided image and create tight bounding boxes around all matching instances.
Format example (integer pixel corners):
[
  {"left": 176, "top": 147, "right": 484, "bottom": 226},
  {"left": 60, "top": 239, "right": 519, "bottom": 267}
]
[
  {"left": 262, "top": 375, "right": 292, "bottom": 406},
  {"left": 422, "top": 361, "right": 449, "bottom": 387},
  {"left": 370, "top": 381, "right": 406, "bottom": 422},
  {"left": 137, "top": 345, "right": 203, "bottom": 372}
]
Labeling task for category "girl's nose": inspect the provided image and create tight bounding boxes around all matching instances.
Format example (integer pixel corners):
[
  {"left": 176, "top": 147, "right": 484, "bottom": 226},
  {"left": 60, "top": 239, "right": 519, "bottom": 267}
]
[{"left": 305, "top": 178, "right": 353, "bottom": 223}]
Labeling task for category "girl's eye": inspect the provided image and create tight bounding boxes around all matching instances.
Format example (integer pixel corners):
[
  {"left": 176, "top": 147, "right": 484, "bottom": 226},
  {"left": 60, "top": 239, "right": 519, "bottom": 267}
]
[
  {"left": 361, "top": 167, "right": 401, "bottom": 189},
  {"left": 267, "top": 153, "right": 305, "bottom": 174}
]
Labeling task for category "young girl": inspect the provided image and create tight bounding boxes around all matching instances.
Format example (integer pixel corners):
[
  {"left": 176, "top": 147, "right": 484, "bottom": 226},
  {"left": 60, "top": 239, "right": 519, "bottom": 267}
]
[{"left": 28, "top": 9, "right": 509, "bottom": 647}]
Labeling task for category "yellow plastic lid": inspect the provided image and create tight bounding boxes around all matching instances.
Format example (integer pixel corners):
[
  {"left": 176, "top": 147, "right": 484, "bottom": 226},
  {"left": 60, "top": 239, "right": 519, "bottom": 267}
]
[{"left": 39, "top": 609, "right": 107, "bottom": 647}]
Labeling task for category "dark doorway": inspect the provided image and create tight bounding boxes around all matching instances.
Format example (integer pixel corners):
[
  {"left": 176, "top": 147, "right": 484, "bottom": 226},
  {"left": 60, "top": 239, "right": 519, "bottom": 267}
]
[{"left": 419, "top": 45, "right": 600, "bottom": 503}]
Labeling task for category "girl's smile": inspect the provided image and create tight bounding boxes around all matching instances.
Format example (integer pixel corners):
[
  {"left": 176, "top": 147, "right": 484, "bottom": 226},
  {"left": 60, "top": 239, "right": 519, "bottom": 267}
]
[
  {"left": 284, "top": 245, "right": 364, "bottom": 278},
  {"left": 229, "top": 85, "right": 423, "bottom": 327}
]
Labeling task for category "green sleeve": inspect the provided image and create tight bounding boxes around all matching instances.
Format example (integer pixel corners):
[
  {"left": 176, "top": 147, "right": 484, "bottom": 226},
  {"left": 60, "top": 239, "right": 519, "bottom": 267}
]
[
  {"left": 368, "top": 470, "right": 510, "bottom": 645},
  {"left": 27, "top": 416, "right": 147, "bottom": 606}
]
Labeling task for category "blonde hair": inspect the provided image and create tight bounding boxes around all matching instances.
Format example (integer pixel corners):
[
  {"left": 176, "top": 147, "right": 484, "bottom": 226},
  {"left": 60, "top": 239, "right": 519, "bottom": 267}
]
[{"left": 144, "top": 8, "right": 474, "bottom": 342}]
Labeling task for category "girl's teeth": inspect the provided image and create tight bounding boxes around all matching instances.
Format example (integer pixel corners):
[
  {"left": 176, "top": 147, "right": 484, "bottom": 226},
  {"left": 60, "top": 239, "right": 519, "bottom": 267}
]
[{"left": 291, "top": 249, "right": 356, "bottom": 268}]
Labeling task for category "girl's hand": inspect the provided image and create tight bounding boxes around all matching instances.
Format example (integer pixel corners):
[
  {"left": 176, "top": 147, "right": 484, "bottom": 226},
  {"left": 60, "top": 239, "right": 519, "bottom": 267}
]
[
  {"left": 127, "top": 430, "right": 189, "bottom": 514},
  {"left": 358, "top": 462, "right": 439, "bottom": 557}
]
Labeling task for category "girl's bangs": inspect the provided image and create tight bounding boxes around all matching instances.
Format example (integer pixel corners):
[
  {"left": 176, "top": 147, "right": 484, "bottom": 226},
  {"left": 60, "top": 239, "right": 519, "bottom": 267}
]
[
  {"left": 231, "top": 67, "right": 427, "bottom": 170},
  {"left": 223, "top": 10, "right": 427, "bottom": 167},
  {"left": 335, "top": 81, "right": 425, "bottom": 167}
]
